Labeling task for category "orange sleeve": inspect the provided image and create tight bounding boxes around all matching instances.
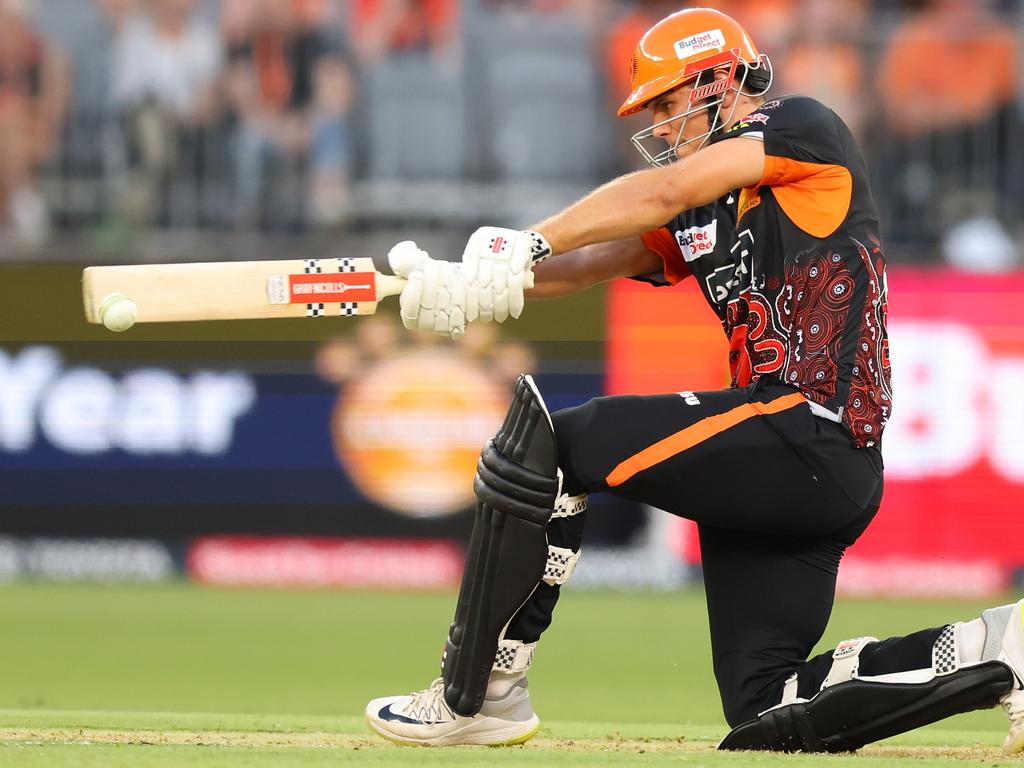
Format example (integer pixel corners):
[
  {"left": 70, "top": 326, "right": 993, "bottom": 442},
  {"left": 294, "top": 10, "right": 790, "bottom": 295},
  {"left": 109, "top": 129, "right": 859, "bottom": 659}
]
[
  {"left": 640, "top": 227, "right": 692, "bottom": 285},
  {"left": 758, "top": 157, "right": 853, "bottom": 239}
]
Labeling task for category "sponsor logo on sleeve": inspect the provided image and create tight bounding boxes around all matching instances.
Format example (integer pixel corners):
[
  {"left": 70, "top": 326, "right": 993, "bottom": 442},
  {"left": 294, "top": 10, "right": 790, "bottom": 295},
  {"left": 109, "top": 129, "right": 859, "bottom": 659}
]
[
  {"left": 673, "top": 29, "right": 726, "bottom": 60},
  {"left": 738, "top": 112, "right": 770, "bottom": 124},
  {"left": 737, "top": 189, "right": 761, "bottom": 220},
  {"left": 675, "top": 219, "right": 717, "bottom": 262},
  {"left": 727, "top": 112, "right": 771, "bottom": 134}
]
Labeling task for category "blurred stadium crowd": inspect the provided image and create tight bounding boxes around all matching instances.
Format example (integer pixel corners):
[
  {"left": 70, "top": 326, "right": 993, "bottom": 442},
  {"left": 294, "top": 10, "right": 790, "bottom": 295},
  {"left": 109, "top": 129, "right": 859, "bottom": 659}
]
[{"left": 1, "top": 0, "right": 1021, "bottom": 265}]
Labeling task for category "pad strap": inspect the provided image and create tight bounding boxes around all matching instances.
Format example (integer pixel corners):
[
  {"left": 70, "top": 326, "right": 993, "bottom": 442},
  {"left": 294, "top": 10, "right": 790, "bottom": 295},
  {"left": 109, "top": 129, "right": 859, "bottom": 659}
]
[
  {"left": 821, "top": 636, "right": 877, "bottom": 690},
  {"left": 982, "top": 604, "right": 1014, "bottom": 662},
  {"left": 542, "top": 545, "right": 580, "bottom": 586},
  {"left": 931, "top": 624, "right": 961, "bottom": 676},
  {"left": 779, "top": 673, "right": 803, "bottom": 707},
  {"left": 552, "top": 492, "right": 587, "bottom": 519},
  {"left": 493, "top": 639, "right": 536, "bottom": 674}
]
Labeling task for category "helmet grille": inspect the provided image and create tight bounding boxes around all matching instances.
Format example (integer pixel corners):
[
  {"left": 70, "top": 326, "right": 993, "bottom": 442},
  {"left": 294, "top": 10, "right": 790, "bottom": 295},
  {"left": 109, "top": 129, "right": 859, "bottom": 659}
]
[{"left": 629, "top": 54, "right": 638, "bottom": 83}]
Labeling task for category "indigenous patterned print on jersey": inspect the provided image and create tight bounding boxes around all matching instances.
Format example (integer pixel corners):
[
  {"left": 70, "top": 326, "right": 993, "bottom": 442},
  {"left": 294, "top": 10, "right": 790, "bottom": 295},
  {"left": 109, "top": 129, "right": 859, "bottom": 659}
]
[{"left": 639, "top": 96, "right": 891, "bottom": 448}]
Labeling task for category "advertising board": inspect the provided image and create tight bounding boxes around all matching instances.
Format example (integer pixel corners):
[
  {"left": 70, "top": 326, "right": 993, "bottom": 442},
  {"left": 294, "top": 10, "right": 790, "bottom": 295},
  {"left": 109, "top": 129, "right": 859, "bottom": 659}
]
[{"left": 607, "top": 270, "right": 1024, "bottom": 596}]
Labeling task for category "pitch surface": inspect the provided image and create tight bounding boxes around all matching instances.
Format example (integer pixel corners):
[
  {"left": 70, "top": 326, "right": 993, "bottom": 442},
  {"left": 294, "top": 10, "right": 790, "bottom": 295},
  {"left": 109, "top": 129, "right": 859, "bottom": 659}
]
[{"left": 0, "top": 584, "right": 1012, "bottom": 766}]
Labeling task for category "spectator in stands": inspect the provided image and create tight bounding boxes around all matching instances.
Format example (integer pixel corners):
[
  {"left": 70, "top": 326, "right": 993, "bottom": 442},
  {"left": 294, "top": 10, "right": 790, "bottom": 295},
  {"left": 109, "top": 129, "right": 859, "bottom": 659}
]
[
  {"left": 105, "top": 0, "right": 223, "bottom": 226},
  {"left": 484, "top": 0, "right": 607, "bottom": 18},
  {"left": 775, "top": 0, "right": 868, "bottom": 141},
  {"left": 31, "top": 2, "right": 119, "bottom": 232},
  {"left": 877, "top": 0, "right": 1019, "bottom": 250},
  {"left": 604, "top": 1, "right": 677, "bottom": 103},
  {"left": 603, "top": 1, "right": 701, "bottom": 172},
  {"left": 878, "top": 0, "right": 1016, "bottom": 137},
  {"left": 727, "top": 0, "right": 793, "bottom": 53},
  {"left": 349, "top": 0, "right": 458, "bottom": 65},
  {"left": 0, "top": 0, "right": 68, "bottom": 247},
  {"left": 223, "top": 0, "right": 354, "bottom": 228}
]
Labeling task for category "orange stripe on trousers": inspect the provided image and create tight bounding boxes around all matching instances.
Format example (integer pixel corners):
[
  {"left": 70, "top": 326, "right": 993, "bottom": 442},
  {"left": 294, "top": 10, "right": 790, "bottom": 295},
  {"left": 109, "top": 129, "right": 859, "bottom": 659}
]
[{"left": 605, "top": 392, "right": 808, "bottom": 488}]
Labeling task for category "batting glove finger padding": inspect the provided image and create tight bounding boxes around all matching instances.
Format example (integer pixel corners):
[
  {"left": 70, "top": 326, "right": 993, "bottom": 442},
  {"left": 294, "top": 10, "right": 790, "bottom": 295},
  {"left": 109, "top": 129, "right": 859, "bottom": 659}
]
[
  {"left": 460, "top": 227, "right": 550, "bottom": 325},
  {"left": 448, "top": 278, "right": 467, "bottom": 340},
  {"left": 390, "top": 228, "right": 550, "bottom": 340},
  {"left": 399, "top": 269, "right": 425, "bottom": 331},
  {"left": 420, "top": 259, "right": 445, "bottom": 310},
  {"left": 464, "top": 278, "right": 480, "bottom": 323},
  {"left": 393, "top": 249, "right": 469, "bottom": 339},
  {"left": 477, "top": 282, "right": 494, "bottom": 323},
  {"left": 508, "top": 272, "right": 527, "bottom": 319}
]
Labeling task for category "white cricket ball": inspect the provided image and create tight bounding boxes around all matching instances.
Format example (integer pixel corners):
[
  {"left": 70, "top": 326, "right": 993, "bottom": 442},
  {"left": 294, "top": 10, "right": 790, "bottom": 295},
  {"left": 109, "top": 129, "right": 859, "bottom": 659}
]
[{"left": 99, "top": 293, "right": 138, "bottom": 332}]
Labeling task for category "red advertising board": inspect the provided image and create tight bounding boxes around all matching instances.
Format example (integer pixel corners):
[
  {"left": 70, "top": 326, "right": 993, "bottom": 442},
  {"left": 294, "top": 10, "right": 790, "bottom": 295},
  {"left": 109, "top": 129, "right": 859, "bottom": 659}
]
[
  {"left": 188, "top": 536, "right": 463, "bottom": 589},
  {"left": 607, "top": 269, "right": 1024, "bottom": 596}
]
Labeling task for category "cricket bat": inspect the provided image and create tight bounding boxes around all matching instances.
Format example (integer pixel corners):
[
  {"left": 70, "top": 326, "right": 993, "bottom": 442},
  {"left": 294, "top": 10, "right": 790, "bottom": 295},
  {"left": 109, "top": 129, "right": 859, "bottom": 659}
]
[{"left": 82, "top": 257, "right": 406, "bottom": 324}]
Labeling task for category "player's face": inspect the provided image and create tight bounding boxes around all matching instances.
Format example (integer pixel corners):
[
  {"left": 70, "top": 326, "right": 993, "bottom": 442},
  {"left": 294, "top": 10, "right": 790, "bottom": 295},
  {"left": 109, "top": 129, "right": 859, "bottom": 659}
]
[
  {"left": 647, "top": 84, "right": 712, "bottom": 160},
  {"left": 630, "top": 69, "right": 740, "bottom": 167},
  {"left": 647, "top": 80, "right": 720, "bottom": 161}
]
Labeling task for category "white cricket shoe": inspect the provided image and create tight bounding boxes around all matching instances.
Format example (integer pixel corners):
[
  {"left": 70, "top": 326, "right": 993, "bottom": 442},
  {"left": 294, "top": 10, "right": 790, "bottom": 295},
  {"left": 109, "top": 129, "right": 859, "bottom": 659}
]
[
  {"left": 365, "top": 677, "right": 540, "bottom": 746},
  {"left": 994, "top": 599, "right": 1024, "bottom": 753}
]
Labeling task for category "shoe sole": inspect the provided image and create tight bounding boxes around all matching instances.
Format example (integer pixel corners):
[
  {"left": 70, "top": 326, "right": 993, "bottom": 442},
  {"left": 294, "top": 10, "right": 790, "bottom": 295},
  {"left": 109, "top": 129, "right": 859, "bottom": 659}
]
[{"left": 365, "top": 712, "right": 541, "bottom": 747}]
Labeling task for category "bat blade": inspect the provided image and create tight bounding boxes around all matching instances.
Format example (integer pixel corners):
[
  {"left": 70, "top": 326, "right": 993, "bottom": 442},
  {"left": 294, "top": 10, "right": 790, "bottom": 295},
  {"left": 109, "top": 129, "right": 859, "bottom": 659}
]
[{"left": 83, "top": 258, "right": 405, "bottom": 324}]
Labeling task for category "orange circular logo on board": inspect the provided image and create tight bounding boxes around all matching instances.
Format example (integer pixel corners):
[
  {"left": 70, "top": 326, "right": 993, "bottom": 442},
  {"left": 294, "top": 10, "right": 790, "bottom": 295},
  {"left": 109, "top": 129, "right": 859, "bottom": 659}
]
[{"left": 333, "top": 349, "right": 509, "bottom": 518}]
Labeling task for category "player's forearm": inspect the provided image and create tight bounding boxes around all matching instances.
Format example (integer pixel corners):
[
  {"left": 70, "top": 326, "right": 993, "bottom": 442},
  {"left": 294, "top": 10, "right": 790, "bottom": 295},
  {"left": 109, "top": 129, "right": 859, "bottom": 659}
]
[
  {"left": 531, "top": 139, "right": 765, "bottom": 256},
  {"left": 527, "top": 237, "right": 659, "bottom": 299},
  {"left": 527, "top": 248, "right": 604, "bottom": 298},
  {"left": 531, "top": 166, "right": 689, "bottom": 255}
]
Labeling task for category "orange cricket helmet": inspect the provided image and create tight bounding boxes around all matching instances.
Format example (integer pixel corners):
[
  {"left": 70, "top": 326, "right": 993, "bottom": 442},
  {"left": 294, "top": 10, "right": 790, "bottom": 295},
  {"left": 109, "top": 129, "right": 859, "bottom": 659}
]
[{"left": 619, "top": 7, "right": 773, "bottom": 166}]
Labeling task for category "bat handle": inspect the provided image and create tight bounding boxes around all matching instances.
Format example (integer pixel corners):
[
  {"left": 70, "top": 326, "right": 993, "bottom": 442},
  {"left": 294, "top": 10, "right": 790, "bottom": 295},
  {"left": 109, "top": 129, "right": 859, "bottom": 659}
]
[
  {"left": 376, "top": 273, "right": 407, "bottom": 300},
  {"left": 376, "top": 270, "right": 532, "bottom": 299}
]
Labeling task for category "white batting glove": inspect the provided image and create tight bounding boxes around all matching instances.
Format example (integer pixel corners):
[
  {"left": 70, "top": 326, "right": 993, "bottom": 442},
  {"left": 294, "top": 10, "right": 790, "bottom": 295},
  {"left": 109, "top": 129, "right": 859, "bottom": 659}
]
[
  {"left": 460, "top": 227, "right": 551, "bottom": 323},
  {"left": 388, "top": 240, "right": 474, "bottom": 340},
  {"left": 387, "top": 240, "right": 430, "bottom": 279}
]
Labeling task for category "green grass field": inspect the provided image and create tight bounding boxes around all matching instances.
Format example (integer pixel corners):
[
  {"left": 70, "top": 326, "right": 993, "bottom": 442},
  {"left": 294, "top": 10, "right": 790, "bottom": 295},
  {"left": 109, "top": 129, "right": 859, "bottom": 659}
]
[{"left": 0, "top": 583, "right": 1015, "bottom": 765}]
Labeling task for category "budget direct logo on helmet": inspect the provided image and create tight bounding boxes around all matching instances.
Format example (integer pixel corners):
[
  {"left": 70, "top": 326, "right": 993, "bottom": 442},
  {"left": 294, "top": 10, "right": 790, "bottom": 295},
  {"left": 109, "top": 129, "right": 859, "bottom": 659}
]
[
  {"left": 673, "top": 29, "right": 726, "bottom": 60},
  {"left": 620, "top": 8, "right": 773, "bottom": 167}
]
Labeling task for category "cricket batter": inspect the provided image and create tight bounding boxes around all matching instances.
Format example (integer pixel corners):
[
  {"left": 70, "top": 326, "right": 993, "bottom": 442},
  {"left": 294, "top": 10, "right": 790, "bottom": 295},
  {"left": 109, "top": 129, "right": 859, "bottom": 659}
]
[{"left": 365, "top": 8, "right": 1024, "bottom": 752}]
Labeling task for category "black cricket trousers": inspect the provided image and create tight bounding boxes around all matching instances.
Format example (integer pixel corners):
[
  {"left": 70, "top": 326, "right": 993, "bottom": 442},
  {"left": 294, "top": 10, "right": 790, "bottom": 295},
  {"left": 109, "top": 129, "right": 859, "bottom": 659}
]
[{"left": 504, "top": 376, "right": 889, "bottom": 725}]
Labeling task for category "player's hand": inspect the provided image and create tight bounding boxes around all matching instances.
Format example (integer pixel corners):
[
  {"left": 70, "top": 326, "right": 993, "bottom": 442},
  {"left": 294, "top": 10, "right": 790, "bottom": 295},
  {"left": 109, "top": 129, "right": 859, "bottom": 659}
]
[
  {"left": 388, "top": 241, "right": 475, "bottom": 340},
  {"left": 460, "top": 227, "right": 551, "bottom": 323}
]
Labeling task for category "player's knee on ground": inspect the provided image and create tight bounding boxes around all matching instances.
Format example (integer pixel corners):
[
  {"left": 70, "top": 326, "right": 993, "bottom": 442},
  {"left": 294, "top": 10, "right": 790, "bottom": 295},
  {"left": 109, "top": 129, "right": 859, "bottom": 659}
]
[
  {"left": 714, "top": 652, "right": 807, "bottom": 727},
  {"left": 719, "top": 630, "right": 1015, "bottom": 752}
]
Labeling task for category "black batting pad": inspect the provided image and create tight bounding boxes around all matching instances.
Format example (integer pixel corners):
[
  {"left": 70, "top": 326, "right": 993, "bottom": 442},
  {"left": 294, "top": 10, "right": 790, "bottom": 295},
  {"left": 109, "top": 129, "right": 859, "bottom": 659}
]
[
  {"left": 719, "top": 661, "right": 1014, "bottom": 753},
  {"left": 442, "top": 375, "right": 560, "bottom": 717}
]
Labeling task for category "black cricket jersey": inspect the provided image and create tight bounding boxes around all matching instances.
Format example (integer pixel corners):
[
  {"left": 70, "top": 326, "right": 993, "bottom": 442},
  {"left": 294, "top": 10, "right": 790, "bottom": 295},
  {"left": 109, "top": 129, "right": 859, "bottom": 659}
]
[{"left": 638, "top": 95, "right": 892, "bottom": 448}]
